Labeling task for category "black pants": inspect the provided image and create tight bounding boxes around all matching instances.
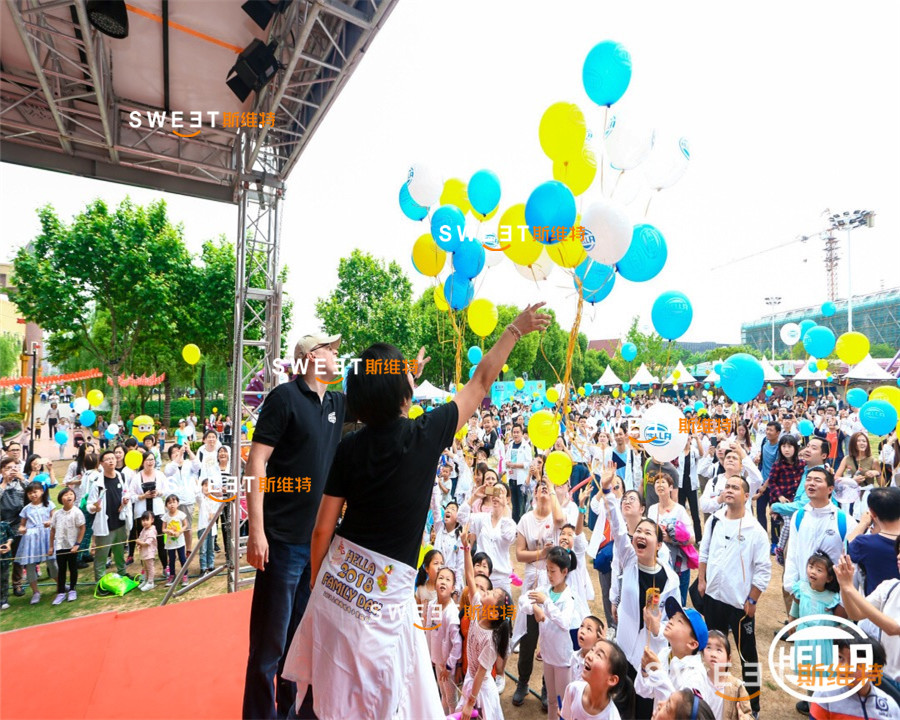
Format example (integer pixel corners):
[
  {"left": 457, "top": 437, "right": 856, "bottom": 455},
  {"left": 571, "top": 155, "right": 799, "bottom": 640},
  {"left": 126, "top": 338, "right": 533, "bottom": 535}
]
[
  {"left": 756, "top": 488, "right": 770, "bottom": 535},
  {"left": 678, "top": 484, "right": 702, "bottom": 541},
  {"left": 517, "top": 611, "right": 540, "bottom": 685},
  {"left": 704, "top": 594, "right": 761, "bottom": 712},
  {"left": 511, "top": 482, "right": 527, "bottom": 524},
  {"left": 55, "top": 548, "right": 78, "bottom": 593},
  {"left": 152, "top": 515, "right": 166, "bottom": 567},
  {"left": 628, "top": 662, "right": 656, "bottom": 719}
]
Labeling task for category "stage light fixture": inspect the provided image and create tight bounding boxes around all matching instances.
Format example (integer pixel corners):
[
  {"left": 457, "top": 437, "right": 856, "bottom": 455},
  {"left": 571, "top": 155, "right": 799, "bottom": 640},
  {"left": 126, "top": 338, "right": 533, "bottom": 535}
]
[
  {"left": 241, "top": 0, "right": 291, "bottom": 31},
  {"left": 86, "top": 0, "right": 129, "bottom": 38},
  {"left": 226, "top": 39, "right": 280, "bottom": 102}
]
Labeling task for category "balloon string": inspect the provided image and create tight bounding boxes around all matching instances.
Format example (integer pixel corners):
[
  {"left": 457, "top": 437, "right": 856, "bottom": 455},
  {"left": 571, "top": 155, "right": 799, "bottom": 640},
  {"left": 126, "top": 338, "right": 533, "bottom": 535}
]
[
  {"left": 644, "top": 189, "right": 657, "bottom": 218},
  {"left": 610, "top": 170, "right": 624, "bottom": 199}
]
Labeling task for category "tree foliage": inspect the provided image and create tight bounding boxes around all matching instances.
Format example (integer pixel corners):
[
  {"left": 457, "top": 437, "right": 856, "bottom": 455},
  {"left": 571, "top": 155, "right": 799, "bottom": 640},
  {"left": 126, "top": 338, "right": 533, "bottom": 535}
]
[{"left": 0, "top": 333, "right": 21, "bottom": 379}]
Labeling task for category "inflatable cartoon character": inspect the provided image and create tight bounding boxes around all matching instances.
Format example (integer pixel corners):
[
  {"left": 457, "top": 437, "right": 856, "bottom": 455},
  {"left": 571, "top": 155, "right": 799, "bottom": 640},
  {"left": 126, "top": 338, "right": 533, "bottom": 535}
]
[{"left": 132, "top": 414, "right": 155, "bottom": 442}]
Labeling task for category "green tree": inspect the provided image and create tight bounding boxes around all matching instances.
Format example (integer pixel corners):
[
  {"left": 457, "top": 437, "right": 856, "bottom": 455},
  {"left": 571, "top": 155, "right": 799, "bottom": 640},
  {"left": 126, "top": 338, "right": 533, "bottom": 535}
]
[
  {"left": 11, "top": 198, "right": 191, "bottom": 422},
  {"left": 315, "top": 250, "right": 415, "bottom": 357},
  {"left": 0, "top": 333, "right": 21, "bottom": 379},
  {"left": 870, "top": 342, "right": 897, "bottom": 358},
  {"left": 624, "top": 316, "right": 671, "bottom": 378}
]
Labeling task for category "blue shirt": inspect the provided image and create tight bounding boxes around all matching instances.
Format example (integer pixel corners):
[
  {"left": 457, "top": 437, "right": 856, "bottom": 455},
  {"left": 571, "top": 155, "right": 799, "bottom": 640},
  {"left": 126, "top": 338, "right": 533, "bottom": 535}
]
[
  {"left": 849, "top": 534, "right": 900, "bottom": 595},
  {"left": 761, "top": 439, "right": 778, "bottom": 480}
]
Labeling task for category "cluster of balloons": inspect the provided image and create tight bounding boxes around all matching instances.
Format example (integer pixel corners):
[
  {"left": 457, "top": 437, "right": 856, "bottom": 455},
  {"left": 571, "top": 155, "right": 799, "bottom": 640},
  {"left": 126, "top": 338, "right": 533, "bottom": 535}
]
[{"left": 780, "top": 321, "right": 870, "bottom": 366}]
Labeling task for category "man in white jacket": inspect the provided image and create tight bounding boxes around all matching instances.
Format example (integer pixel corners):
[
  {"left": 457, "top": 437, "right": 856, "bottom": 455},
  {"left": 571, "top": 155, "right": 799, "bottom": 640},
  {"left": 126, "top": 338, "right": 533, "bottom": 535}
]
[
  {"left": 87, "top": 450, "right": 132, "bottom": 581},
  {"left": 697, "top": 476, "right": 770, "bottom": 716},
  {"left": 699, "top": 444, "right": 763, "bottom": 519}
]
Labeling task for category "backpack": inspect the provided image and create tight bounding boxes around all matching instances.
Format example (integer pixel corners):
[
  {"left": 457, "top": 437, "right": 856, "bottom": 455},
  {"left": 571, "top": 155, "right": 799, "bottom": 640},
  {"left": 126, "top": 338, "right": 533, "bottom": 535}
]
[
  {"left": 94, "top": 572, "right": 141, "bottom": 598},
  {"left": 794, "top": 506, "right": 848, "bottom": 542}
]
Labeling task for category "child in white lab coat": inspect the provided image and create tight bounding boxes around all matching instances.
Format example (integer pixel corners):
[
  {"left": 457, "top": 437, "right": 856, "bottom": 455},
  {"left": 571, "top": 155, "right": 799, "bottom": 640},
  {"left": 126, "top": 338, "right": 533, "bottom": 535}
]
[{"left": 427, "top": 566, "right": 462, "bottom": 714}]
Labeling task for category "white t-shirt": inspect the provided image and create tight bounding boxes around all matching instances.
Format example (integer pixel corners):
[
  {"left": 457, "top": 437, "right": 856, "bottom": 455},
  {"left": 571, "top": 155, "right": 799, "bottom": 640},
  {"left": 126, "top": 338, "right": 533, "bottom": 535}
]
[
  {"left": 561, "top": 680, "right": 621, "bottom": 720},
  {"left": 866, "top": 579, "right": 900, "bottom": 681},
  {"left": 50, "top": 506, "right": 85, "bottom": 550},
  {"left": 163, "top": 510, "right": 188, "bottom": 549},
  {"left": 469, "top": 512, "right": 516, "bottom": 581},
  {"left": 506, "top": 442, "right": 533, "bottom": 487},
  {"left": 516, "top": 510, "right": 560, "bottom": 578}
]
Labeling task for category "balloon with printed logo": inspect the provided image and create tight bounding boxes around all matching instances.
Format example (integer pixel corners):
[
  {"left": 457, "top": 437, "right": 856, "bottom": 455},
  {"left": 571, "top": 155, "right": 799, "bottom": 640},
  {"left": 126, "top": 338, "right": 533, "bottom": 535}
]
[
  {"left": 821, "top": 301, "right": 836, "bottom": 318},
  {"left": 443, "top": 272, "right": 474, "bottom": 310},
  {"left": 539, "top": 102, "right": 587, "bottom": 161},
  {"left": 780, "top": 323, "right": 802, "bottom": 346},
  {"left": 643, "top": 134, "right": 690, "bottom": 190},
  {"left": 859, "top": 400, "right": 898, "bottom": 436},
  {"left": 79, "top": 410, "right": 96, "bottom": 427},
  {"left": 846, "top": 388, "right": 867, "bottom": 408},
  {"left": 720, "top": 353, "right": 764, "bottom": 403},
  {"left": 581, "top": 200, "right": 632, "bottom": 265},
  {"left": 638, "top": 402, "right": 688, "bottom": 463},
  {"left": 498, "top": 204, "right": 543, "bottom": 266},
  {"left": 515, "top": 377, "right": 525, "bottom": 390},
  {"left": 545, "top": 451, "right": 573, "bottom": 485},
  {"left": 582, "top": 40, "right": 632, "bottom": 107},
  {"left": 603, "top": 113, "right": 653, "bottom": 171},
  {"left": 440, "top": 178, "right": 472, "bottom": 217},
  {"left": 528, "top": 409, "right": 559, "bottom": 450},
  {"left": 553, "top": 147, "right": 597, "bottom": 197},
  {"left": 87, "top": 389, "right": 104, "bottom": 407},
  {"left": 651, "top": 291, "right": 693, "bottom": 340},
  {"left": 467, "top": 298, "right": 498, "bottom": 338},
  {"left": 803, "top": 326, "right": 836, "bottom": 359},
  {"left": 431, "top": 205, "right": 465, "bottom": 252},
  {"left": 616, "top": 223, "right": 667, "bottom": 282},
  {"left": 467, "top": 169, "right": 501, "bottom": 217},
  {"left": 452, "top": 240, "right": 486, "bottom": 279},
  {"left": 182, "top": 343, "right": 201, "bottom": 365},
  {"left": 406, "top": 163, "right": 442, "bottom": 207},
  {"left": 525, "top": 181, "right": 576, "bottom": 243},
  {"left": 835, "top": 332, "right": 870, "bottom": 365},
  {"left": 574, "top": 258, "right": 616, "bottom": 304},
  {"left": 55, "top": 431, "right": 68, "bottom": 445},
  {"left": 621, "top": 342, "right": 637, "bottom": 362},
  {"left": 798, "top": 419, "right": 814, "bottom": 436},
  {"left": 433, "top": 285, "right": 450, "bottom": 312},
  {"left": 398, "top": 183, "right": 428, "bottom": 221},
  {"left": 73, "top": 397, "right": 90, "bottom": 413},
  {"left": 481, "top": 233, "right": 504, "bottom": 268},
  {"left": 467, "top": 346, "right": 483, "bottom": 365},
  {"left": 411, "top": 234, "right": 446, "bottom": 277}
]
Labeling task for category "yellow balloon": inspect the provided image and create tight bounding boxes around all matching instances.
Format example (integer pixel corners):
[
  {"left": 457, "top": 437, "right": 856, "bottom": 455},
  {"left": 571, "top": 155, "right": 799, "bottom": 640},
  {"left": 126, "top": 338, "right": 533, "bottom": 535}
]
[
  {"left": 673, "top": 370, "right": 681, "bottom": 380},
  {"left": 870, "top": 386, "right": 900, "bottom": 413},
  {"left": 528, "top": 409, "right": 558, "bottom": 450},
  {"left": 445, "top": 395, "right": 453, "bottom": 403},
  {"left": 578, "top": 387, "right": 586, "bottom": 396},
  {"left": 816, "top": 359, "right": 828, "bottom": 371},
  {"left": 409, "top": 405, "right": 424, "bottom": 419},
  {"left": 533, "top": 391, "right": 539, "bottom": 398},
  {"left": 93, "top": 430, "right": 99, "bottom": 437},
  {"left": 434, "top": 285, "right": 450, "bottom": 312},
  {"left": 545, "top": 450, "right": 573, "bottom": 485},
  {"left": 546, "top": 387, "right": 559, "bottom": 403},
  {"left": 440, "top": 178, "right": 472, "bottom": 216},
  {"left": 502, "top": 364, "right": 509, "bottom": 373},
  {"left": 612, "top": 388, "right": 620, "bottom": 398},
  {"left": 546, "top": 237, "right": 586, "bottom": 268},
  {"left": 456, "top": 383, "right": 463, "bottom": 392},
  {"left": 212, "top": 407, "right": 218, "bottom": 413},
  {"left": 467, "top": 298, "right": 499, "bottom": 338},
  {"left": 87, "top": 389, "right": 104, "bottom": 407},
  {"left": 835, "top": 332, "right": 870, "bottom": 365},
  {"left": 412, "top": 234, "right": 446, "bottom": 277},
  {"left": 455, "top": 425, "right": 467, "bottom": 440},
  {"left": 417, "top": 543, "right": 433, "bottom": 570},
  {"left": 498, "top": 204, "right": 542, "bottom": 266},
  {"left": 182, "top": 343, "right": 201, "bottom": 365},
  {"left": 124, "top": 450, "right": 143, "bottom": 470},
  {"left": 514, "top": 377, "right": 525, "bottom": 390},
  {"left": 539, "top": 102, "right": 587, "bottom": 161},
  {"left": 552, "top": 147, "right": 597, "bottom": 196}
]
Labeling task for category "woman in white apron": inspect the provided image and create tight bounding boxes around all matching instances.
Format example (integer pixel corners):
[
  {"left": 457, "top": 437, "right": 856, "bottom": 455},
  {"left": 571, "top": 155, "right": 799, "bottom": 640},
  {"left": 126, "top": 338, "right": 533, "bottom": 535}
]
[{"left": 283, "top": 305, "right": 549, "bottom": 720}]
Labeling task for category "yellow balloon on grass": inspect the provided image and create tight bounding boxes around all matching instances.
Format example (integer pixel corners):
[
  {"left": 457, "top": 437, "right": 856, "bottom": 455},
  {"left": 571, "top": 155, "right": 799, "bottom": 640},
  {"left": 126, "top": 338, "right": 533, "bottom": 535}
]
[
  {"left": 528, "top": 409, "right": 559, "bottom": 450},
  {"left": 412, "top": 234, "right": 446, "bottom": 277},
  {"left": 514, "top": 377, "right": 525, "bottom": 390},
  {"left": 539, "top": 102, "right": 587, "bottom": 161},
  {"left": 545, "top": 451, "right": 573, "bottom": 485},
  {"left": 546, "top": 387, "right": 559, "bottom": 403},
  {"left": 434, "top": 285, "right": 450, "bottom": 312},
  {"left": 499, "top": 204, "right": 542, "bottom": 266},
  {"left": 835, "top": 332, "right": 870, "bottom": 365},
  {"left": 816, "top": 359, "right": 828, "bottom": 371},
  {"left": 408, "top": 405, "right": 424, "bottom": 419},
  {"left": 552, "top": 147, "right": 597, "bottom": 196},
  {"left": 182, "top": 343, "right": 201, "bottom": 365},
  {"left": 871, "top": 386, "right": 900, "bottom": 413},
  {"left": 87, "top": 389, "right": 104, "bottom": 407},
  {"left": 440, "top": 178, "right": 472, "bottom": 216},
  {"left": 467, "top": 298, "right": 499, "bottom": 337},
  {"left": 124, "top": 450, "right": 143, "bottom": 470},
  {"left": 546, "top": 237, "right": 586, "bottom": 268}
]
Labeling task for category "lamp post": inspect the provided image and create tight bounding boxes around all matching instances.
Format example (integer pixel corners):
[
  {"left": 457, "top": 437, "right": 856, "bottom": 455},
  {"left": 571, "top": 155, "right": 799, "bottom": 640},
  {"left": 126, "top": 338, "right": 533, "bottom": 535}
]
[
  {"left": 764, "top": 296, "right": 782, "bottom": 359},
  {"left": 826, "top": 210, "right": 875, "bottom": 331}
]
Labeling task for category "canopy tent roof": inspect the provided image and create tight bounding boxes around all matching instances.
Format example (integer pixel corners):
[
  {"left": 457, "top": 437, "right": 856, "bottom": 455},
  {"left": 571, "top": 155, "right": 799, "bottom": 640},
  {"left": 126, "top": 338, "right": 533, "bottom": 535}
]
[
  {"left": 414, "top": 380, "right": 450, "bottom": 401},
  {"left": 596, "top": 365, "right": 623, "bottom": 387},
  {"left": 793, "top": 362, "right": 830, "bottom": 382},
  {"left": 760, "top": 357, "right": 786, "bottom": 383},
  {"left": 663, "top": 361, "right": 696, "bottom": 385},
  {"left": 629, "top": 363, "right": 659, "bottom": 386},
  {"left": 844, "top": 355, "right": 894, "bottom": 381},
  {"left": 0, "top": 0, "right": 398, "bottom": 202}
]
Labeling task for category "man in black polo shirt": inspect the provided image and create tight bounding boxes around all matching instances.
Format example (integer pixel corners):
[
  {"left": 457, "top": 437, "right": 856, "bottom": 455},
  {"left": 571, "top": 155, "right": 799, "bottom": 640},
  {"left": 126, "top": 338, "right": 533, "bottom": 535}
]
[{"left": 243, "top": 333, "right": 345, "bottom": 720}]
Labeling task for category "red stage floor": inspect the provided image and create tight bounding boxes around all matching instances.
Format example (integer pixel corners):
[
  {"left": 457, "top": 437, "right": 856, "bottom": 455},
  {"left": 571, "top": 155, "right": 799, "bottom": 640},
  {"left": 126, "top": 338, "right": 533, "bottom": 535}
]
[{"left": 1, "top": 590, "right": 252, "bottom": 719}]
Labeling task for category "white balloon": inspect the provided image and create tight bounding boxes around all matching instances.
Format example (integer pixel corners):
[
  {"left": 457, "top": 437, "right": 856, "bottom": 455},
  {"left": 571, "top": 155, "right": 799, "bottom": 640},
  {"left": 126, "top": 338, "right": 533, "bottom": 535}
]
[
  {"left": 780, "top": 322, "right": 802, "bottom": 346},
  {"left": 481, "top": 233, "right": 504, "bottom": 268},
  {"left": 581, "top": 200, "right": 632, "bottom": 265},
  {"left": 107, "top": 423, "right": 119, "bottom": 435},
  {"left": 643, "top": 132, "right": 690, "bottom": 190},
  {"left": 514, "top": 250, "right": 553, "bottom": 282},
  {"left": 73, "top": 397, "right": 90, "bottom": 413},
  {"left": 406, "top": 163, "right": 442, "bottom": 207},
  {"left": 604, "top": 113, "right": 653, "bottom": 171},
  {"left": 639, "top": 402, "right": 688, "bottom": 463}
]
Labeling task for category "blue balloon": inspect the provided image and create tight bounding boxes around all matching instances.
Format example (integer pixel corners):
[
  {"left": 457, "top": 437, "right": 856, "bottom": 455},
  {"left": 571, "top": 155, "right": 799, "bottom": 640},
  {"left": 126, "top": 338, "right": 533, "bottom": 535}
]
[
  {"left": 859, "top": 400, "right": 897, "bottom": 436},
  {"left": 651, "top": 291, "right": 693, "bottom": 340},
  {"left": 616, "top": 224, "right": 667, "bottom": 282},
  {"left": 582, "top": 40, "right": 632, "bottom": 107},
  {"left": 79, "top": 410, "right": 96, "bottom": 427},
  {"left": 621, "top": 342, "right": 637, "bottom": 362},
  {"left": 54, "top": 431, "right": 68, "bottom": 445},
  {"left": 584, "top": 383, "right": 593, "bottom": 395},
  {"left": 431, "top": 205, "right": 466, "bottom": 252},
  {"left": 13, "top": 384, "right": 20, "bottom": 391},
  {"left": 798, "top": 419, "right": 814, "bottom": 436},
  {"left": 469, "top": 365, "right": 477, "bottom": 379},
  {"left": 468, "top": 169, "right": 501, "bottom": 216},
  {"left": 624, "top": 404, "right": 633, "bottom": 414},
  {"left": 714, "top": 380, "right": 721, "bottom": 388},
  {"left": 846, "top": 388, "right": 868, "bottom": 407},
  {"left": 797, "top": 386, "right": 805, "bottom": 394},
  {"left": 105, "top": 429, "right": 115, "bottom": 439},
  {"left": 443, "top": 272, "right": 474, "bottom": 310},
  {"left": 720, "top": 353, "right": 764, "bottom": 403},
  {"left": 452, "top": 240, "right": 485, "bottom": 279},
  {"left": 765, "top": 389, "right": 773, "bottom": 397},
  {"left": 467, "top": 346, "right": 483, "bottom": 364},
  {"left": 525, "top": 181, "right": 576, "bottom": 243},
  {"left": 398, "top": 183, "right": 428, "bottom": 221},
  {"left": 808, "top": 361, "right": 818, "bottom": 372},
  {"left": 799, "top": 319, "right": 817, "bottom": 339},
  {"left": 426, "top": 406, "right": 433, "bottom": 412},
  {"left": 703, "top": 382, "right": 710, "bottom": 389},
  {"left": 821, "top": 301, "right": 836, "bottom": 318},
  {"left": 34, "top": 472, "right": 50, "bottom": 487},
  {"left": 574, "top": 258, "right": 615, "bottom": 304},
  {"left": 713, "top": 362, "right": 722, "bottom": 374},
  {"left": 622, "top": 382, "right": 631, "bottom": 392},
  {"left": 694, "top": 401, "right": 704, "bottom": 412},
  {"left": 803, "top": 326, "right": 836, "bottom": 359}
]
